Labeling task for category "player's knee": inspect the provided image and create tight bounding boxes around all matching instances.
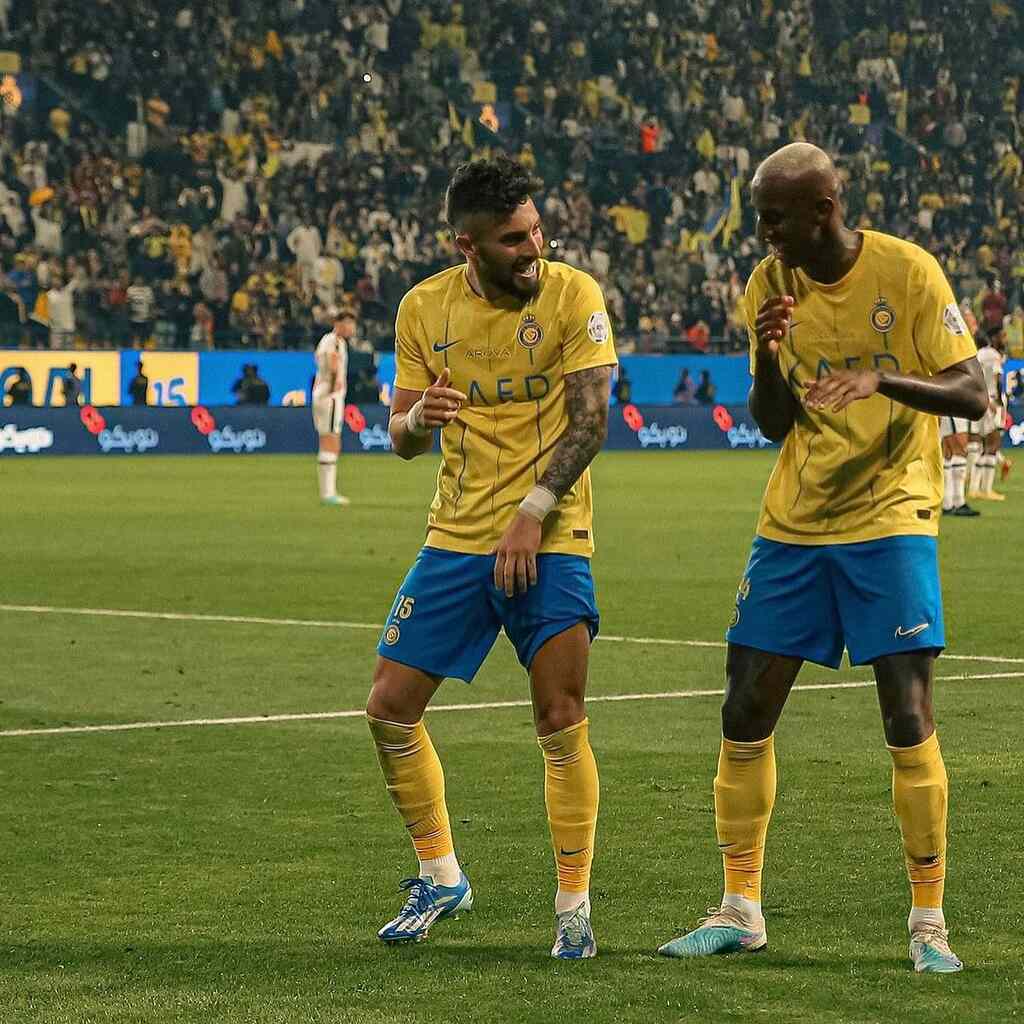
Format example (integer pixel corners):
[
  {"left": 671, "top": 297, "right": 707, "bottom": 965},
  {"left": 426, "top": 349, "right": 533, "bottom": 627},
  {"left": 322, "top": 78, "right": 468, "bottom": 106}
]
[
  {"left": 720, "top": 689, "right": 777, "bottom": 741},
  {"left": 535, "top": 696, "right": 585, "bottom": 736},
  {"left": 882, "top": 707, "right": 933, "bottom": 747},
  {"left": 366, "top": 669, "right": 407, "bottom": 722},
  {"left": 366, "top": 688, "right": 419, "bottom": 724},
  {"left": 365, "top": 685, "right": 393, "bottom": 722}
]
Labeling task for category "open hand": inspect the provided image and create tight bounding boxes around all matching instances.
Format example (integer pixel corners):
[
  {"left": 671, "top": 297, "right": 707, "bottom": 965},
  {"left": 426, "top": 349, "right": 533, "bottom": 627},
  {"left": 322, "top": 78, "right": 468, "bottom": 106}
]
[
  {"left": 492, "top": 513, "right": 541, "bottom": 597},
  {"left": 803, "top": 369, "right": 881, "bottom": 412}
]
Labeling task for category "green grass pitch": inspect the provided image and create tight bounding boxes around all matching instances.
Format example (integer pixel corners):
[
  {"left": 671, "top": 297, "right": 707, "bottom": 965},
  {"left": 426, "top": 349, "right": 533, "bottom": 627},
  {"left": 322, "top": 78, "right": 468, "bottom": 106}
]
[{"left": 1, "top": 451, "right": 1021, "bottom": 1023}]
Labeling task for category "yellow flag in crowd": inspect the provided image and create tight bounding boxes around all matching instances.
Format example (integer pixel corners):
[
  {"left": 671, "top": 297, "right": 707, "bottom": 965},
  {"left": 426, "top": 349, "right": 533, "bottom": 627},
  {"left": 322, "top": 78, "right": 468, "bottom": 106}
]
[{"left": 722, "top": 175, "right": 743, "bottom": 246}]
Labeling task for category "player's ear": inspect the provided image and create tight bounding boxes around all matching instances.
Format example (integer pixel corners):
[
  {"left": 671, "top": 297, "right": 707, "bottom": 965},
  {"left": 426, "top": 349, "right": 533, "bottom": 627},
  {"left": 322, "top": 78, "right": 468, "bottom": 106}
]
[
  {"left": 814, "top": 196, "right": 834, "bottom": 224},
  {"left": 453, "top": 230, "right": 476, "bottom": 259}
]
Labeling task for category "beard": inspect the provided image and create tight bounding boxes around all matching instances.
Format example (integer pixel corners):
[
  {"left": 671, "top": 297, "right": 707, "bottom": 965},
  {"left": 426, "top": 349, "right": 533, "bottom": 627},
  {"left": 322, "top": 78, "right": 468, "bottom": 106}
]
[{"left": 478, "top": 254, "right": 541, "bottom": 300}]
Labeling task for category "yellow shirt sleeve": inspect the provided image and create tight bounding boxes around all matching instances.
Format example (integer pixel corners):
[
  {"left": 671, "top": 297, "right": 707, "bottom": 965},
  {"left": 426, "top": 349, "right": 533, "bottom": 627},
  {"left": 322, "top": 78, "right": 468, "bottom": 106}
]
[
  {"left": 910, "top": 254, "right": 978, "bottom": 374},
  {"left": 560, "top": 271, "right": 618, "bottom": 374},
  {"left": 393, "top": 292, "right": 434, "bottom": 392},
  {"left": 745, "top": 275, "right": 763, "bottom": 375}
]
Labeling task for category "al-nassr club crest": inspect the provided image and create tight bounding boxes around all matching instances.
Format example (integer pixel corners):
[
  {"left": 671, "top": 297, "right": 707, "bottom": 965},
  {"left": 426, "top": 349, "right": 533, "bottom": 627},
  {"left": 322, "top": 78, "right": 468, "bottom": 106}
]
[
  {"left": 870, "top": 298, "right": 896, "bottom": 333},
  {"left": 516, "top": 314, "right": 544, "bottom": 350}
]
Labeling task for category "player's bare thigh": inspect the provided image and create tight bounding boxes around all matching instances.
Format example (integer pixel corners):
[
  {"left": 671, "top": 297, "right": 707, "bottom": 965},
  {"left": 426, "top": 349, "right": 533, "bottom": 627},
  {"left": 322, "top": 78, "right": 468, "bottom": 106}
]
[
  {"left": 722, "top": 643, "right": 803, "bottom": 742},
  {"left": 872, "top": 650, "right": 936, "bottom": 747},
  {"left": 984, "top": 429, "right": 1001, "bottom": 455},
  {"left": 366, "top": 656, "right": 443, "bottom": 724},
  {"left": 529, "top": 622, "right": 591, "bottom": 737},
  {"left": 941, "top": 432, "right": 967, "bottom": 458}
]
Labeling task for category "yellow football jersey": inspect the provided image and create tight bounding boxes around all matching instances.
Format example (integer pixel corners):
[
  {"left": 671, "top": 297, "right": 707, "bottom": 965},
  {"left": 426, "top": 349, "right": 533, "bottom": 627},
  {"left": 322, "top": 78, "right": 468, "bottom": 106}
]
[
  {"left": 747, "top": 230, "right": 977, "bottom": 544},
  {"left": 394, "top": 259, "right": 617, "bottom": 556}
]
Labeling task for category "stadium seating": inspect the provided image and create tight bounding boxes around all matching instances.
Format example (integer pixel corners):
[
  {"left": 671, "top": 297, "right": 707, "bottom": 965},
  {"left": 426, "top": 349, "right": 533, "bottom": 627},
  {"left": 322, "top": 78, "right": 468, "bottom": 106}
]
[{"left": 0, "top": 0, "right": 1022, "bottom": 355}]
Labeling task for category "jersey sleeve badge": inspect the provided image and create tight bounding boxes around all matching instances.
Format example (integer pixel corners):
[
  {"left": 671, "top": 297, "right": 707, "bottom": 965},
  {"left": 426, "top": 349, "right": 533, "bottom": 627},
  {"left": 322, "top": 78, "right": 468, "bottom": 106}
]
[
  {"left": 587, "top": 311, "right": 610, "bottom": 343},
  {"left": 942, "top": 303, "right": 968, "bottom": 336}
]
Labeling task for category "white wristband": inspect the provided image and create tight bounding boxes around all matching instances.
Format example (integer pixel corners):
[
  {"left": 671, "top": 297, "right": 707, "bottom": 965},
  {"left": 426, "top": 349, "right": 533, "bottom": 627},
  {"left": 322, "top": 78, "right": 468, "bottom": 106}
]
[
  {"left": 405, "top": 397, "right": 431, "bottom": 437},
  {"left": 518, "top": 485, "right": 558, "bottom": 523}
]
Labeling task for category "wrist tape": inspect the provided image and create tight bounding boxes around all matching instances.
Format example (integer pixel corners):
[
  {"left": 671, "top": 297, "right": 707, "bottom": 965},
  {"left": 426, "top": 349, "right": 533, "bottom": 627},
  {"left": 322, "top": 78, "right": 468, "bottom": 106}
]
[
  {"left": 518, "top": 485, "right": 558, "bottom": 522},
  {"left": 405, "top": 397, "right": 431, "bottom": 437}
]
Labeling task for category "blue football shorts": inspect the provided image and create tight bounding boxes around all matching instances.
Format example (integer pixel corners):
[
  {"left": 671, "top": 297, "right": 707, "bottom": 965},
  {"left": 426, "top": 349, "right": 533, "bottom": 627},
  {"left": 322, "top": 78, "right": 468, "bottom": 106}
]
[
  {"left": 725, "top": 535, "right": 945, "bottom": 669},
  {"left": 377, "top": 547, "right": 600, "bottom": 682}
]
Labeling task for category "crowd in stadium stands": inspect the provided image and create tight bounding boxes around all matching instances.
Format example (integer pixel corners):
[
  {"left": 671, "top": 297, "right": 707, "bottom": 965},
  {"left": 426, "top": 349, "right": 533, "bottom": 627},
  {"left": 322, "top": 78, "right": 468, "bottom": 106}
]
[{"left": 1, "top": 0, "right": 1024, "bottom": 358}]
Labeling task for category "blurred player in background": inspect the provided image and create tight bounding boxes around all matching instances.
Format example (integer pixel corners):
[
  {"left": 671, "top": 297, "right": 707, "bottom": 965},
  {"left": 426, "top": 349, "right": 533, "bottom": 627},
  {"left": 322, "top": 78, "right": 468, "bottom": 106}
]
[
  {"left": 658, "top": 143, "right": 987, "bottom": 973},
  {"left": 365, "top": 157, "right": 616, "bottom": 959},
  {"left": 312, "top": 308, "right": 353, "bottom": 506},
  {"left": 939, "top": 413, "right": 978, "bottom": 516},
  {"left": 968, "top": 331, "right": 1008, "bottom": 502}
]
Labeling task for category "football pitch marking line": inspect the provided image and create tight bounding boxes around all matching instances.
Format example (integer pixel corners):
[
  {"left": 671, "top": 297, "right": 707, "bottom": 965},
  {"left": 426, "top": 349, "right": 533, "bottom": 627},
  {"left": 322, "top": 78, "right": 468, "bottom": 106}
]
[
  {"left": 0, "top": 603, "right": 382, "bottom": 633},
  {"left": 2, "top": 602, "right": 1023, "bottom": 664},
  {"left": 2, "top": 670, "right": 1022, "bottom": 739}
]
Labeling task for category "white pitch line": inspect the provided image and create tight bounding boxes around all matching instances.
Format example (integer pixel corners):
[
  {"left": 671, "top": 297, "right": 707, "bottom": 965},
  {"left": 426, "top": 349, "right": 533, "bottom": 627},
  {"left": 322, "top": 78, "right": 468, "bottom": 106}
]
[
  {"left": 941, "top": 654, "right": 1024, "bottom": 664},
  {"left": 0, "top": 603, "right": 726, "bottom": 651},
  {"left": 2, "top": 671, "right": 1022, "bottom": 740},
  {"left": 0, "top": 604, "right": 381, "bottom": 632},
  {"left": 2, "top": 603, "right": 1021, "bottom": 663},
  {"left": 601, "top": 633, "right": 726, "bottom": 649}
]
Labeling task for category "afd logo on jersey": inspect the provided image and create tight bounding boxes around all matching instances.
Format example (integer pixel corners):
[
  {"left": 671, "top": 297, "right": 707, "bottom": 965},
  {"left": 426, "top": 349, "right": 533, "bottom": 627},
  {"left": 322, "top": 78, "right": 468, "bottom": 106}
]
[{"left": 0, "top": 423, "right": 54, "bottom": 454}]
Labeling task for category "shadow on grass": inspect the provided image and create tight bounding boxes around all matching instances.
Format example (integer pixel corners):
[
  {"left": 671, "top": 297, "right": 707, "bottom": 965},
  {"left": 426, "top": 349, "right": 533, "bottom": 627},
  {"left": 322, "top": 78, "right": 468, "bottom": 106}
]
[{"left": 3, "top": 935, "right": 992, "bottom": 979}]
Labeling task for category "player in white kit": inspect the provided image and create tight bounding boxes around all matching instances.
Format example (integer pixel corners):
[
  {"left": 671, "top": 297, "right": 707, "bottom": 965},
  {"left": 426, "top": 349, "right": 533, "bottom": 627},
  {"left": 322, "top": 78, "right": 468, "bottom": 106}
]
[
  {"left": 968, "top": 334, "right": 1007, "bottom": 502},
  {"left": 313, "top": 309, "right": 353, "bottom": 506},
  {"left": 938, "top": 412, "right": 978, "bottom": 517}
]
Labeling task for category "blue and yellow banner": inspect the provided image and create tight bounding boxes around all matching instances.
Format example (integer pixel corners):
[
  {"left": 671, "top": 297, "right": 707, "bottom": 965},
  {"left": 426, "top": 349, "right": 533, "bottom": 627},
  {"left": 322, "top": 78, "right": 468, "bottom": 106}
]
[
  {"left": 119, "top": 351, "right": 199, "bottom": 406},
  {"left": 0, "top": 351, "right": 120, "bottom": 406},
  {"left": 0, "top": 350, "right": 314, "bottom": 408}
]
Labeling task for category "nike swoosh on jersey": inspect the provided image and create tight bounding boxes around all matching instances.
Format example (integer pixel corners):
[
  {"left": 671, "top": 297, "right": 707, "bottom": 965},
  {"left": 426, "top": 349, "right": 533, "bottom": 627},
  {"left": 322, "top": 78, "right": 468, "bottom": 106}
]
[
  {"left": 432, "top": 340, "right": 460, "bottom": 352},
  {"left": 894, "top": 623, "right": 929, "bottom": 639}
]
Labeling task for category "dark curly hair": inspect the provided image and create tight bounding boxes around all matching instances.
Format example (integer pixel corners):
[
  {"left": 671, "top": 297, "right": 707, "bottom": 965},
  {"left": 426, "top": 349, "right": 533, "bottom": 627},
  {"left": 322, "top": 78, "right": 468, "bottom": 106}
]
[{"left": 444, "top": 156, "right": 543, "bottom": 231}]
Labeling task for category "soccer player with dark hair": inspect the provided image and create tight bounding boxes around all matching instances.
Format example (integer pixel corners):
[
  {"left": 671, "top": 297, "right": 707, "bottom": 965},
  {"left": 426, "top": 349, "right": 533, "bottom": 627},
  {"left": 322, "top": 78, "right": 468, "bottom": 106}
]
[
  {"left": 658, "top": 143, "right": 987, "bottom": 973},
  {"left": 365, "top": 157, "right": 617, "bottom": 958}
]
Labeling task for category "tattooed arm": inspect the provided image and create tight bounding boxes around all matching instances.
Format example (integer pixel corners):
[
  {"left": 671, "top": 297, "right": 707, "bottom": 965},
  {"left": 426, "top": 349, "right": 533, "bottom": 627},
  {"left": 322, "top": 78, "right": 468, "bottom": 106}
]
[
  {"left": 492, "top": 365, "right": 613, "bottom": 597},
  {"left": 538, "top": 365, "right": 613, "bottom": 497}
]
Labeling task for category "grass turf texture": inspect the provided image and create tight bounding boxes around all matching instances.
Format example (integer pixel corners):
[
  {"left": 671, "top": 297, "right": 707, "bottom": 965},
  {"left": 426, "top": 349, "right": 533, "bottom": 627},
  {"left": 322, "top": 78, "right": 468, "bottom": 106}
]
[{"left": 1, "top": 451, "right": 1020, "bottom": 1023}]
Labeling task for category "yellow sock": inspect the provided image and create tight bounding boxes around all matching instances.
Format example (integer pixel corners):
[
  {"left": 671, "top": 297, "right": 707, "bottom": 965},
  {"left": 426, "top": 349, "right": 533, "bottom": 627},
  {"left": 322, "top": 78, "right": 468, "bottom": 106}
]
[
  {"left": 889, "top": 731, "right": 947, "bottom": 909},
  {"left": 537, "top": 718, "right": 599, "bottom": 894},
  {"left": 367, "top": 715, "right": 453, "bottom": 861},
  {"left": 714, "top": 735, "right": 777, "bottom": 902}
]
